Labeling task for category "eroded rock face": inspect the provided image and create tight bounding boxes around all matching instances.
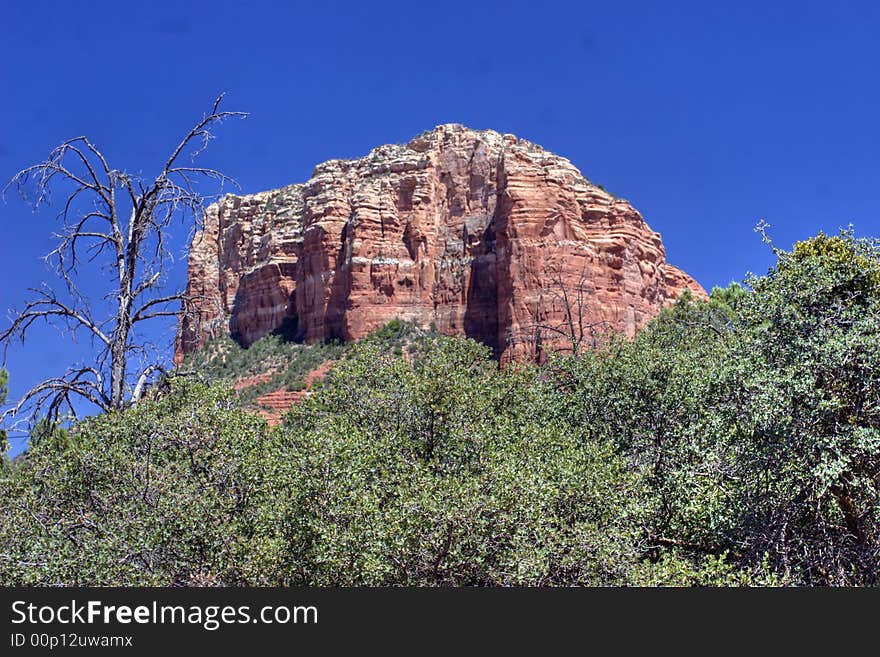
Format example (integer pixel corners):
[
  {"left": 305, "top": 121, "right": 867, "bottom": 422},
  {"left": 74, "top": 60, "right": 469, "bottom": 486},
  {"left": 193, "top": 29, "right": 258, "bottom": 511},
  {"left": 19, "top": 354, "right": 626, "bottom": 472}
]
[{"left": 176, "top": 125, "right": 705, "bottom": 363}]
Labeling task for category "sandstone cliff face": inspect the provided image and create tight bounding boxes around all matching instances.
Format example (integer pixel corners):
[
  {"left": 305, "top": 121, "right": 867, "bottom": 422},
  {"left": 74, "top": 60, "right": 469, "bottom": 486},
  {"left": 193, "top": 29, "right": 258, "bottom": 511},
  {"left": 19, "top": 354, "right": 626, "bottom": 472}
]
[{"left": 176, "top": 125, "right": 705, "bottom": 363}]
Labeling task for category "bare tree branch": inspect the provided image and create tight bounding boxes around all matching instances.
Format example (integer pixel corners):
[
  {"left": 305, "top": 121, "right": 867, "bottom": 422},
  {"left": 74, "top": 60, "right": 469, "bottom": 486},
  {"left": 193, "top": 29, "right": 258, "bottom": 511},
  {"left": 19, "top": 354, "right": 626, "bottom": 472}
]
[
  {"left": 131, "top": 364, "right": 167, "bottom": 405},
  {"left": 0, "top": 367, "right": 110, "bottom": 425},
  {"left": 507, "top": 261, "right": 607, "bottom": 361},
  {"left": 1, "top": 287, "right": 111, "bottom": 350},
  {"left": 1, "top": 95, "right": 247, "bottom": 426}
]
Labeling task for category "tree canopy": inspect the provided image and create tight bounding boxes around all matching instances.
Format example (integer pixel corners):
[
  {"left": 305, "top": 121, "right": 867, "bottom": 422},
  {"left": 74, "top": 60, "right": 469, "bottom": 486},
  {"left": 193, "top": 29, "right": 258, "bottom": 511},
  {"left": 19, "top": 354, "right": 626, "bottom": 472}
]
[{"left": 1, "top": 229, "right": 878, "bottom": 586}]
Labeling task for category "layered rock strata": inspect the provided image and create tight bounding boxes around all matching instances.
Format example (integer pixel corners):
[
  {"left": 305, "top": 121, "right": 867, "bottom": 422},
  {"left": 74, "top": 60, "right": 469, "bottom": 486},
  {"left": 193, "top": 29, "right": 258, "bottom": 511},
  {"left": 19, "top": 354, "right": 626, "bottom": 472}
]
[{"left": 176, "top": 125, "right": 705, "bottom": 363}]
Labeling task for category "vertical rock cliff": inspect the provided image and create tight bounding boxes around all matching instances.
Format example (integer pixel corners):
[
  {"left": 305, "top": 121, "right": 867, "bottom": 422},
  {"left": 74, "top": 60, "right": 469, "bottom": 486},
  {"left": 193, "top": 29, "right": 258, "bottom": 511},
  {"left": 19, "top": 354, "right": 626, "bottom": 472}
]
[{"left": 176, "top": 125, "right": 705, "bottom": 362}]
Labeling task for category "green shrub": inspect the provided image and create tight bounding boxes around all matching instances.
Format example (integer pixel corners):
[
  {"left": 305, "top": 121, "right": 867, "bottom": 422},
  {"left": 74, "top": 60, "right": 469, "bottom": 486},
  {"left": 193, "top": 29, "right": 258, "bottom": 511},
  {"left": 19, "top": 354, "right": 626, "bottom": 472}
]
[
  {"left": 3, "top": 231, "right": 878, "bottom": 586},
  {"left": 265, "top": 338, "right": 645, "bottom": 585},
  {"left": 0, "top": 380, "right": 271, "bottom": 585}
]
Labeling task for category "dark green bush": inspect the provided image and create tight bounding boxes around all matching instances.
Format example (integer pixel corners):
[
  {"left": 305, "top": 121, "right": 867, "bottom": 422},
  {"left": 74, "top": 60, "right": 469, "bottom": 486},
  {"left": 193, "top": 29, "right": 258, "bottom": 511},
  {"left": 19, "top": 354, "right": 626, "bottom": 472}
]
[
  {"left": 0, "top": 381, "right": 271, "bottom": 585},
  {"left": 1, "top": 232, "right": 878, "bottom": 586}
]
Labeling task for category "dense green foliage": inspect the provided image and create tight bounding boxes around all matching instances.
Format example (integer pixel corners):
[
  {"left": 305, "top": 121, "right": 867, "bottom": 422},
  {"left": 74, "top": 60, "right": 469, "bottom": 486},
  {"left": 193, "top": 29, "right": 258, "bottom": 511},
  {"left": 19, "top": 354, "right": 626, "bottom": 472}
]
[
  {"left": 553, "top": 229, "right": 880, "bottom": 584},
  {"left": 0, "top": 230, "right": 878, "bottom": 586},
  {"left": 0, "top": 382, "right": 271, "bottom": 585},
  {"left": 257, "top": 340, "right": 641, "bottom": 585}
]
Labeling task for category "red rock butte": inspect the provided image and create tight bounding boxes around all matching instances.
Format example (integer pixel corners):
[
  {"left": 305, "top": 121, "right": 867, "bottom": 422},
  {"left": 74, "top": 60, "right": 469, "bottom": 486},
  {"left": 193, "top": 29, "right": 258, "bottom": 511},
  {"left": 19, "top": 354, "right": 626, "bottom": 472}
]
[{"left": 176, "top": 124, "right": 705, "bottom": 363}]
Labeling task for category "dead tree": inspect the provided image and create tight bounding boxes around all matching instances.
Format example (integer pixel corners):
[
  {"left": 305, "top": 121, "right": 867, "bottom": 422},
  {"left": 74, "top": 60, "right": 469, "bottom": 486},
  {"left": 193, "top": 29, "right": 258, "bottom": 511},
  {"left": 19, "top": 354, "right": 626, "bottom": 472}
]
[
  {"left": 1, "top": 95, "right": 246, "bottom": 425},
  {"left": 508, "top": 261, "right": 609, "bottom": 361}
]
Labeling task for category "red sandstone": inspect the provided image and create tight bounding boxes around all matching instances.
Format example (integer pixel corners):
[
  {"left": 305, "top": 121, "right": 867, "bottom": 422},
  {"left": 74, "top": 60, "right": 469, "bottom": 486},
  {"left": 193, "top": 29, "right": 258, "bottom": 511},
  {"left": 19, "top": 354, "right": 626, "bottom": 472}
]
[{"left": 176, "top": 125, "right": 705, "bottom": 363}]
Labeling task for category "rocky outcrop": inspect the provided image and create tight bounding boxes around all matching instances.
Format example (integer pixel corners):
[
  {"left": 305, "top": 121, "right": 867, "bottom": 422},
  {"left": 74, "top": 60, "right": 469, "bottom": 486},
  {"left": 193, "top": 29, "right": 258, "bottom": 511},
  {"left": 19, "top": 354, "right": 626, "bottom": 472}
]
[{"left": 176, "top": 125, "right": 705, "bottom": 363}]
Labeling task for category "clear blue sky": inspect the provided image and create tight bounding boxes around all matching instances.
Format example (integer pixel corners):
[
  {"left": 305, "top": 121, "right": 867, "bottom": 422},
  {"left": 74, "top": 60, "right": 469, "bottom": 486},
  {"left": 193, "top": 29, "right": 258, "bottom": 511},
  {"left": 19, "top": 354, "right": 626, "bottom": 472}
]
[{"left": 3, "top": 1, "right": 880, "bottom": 453}]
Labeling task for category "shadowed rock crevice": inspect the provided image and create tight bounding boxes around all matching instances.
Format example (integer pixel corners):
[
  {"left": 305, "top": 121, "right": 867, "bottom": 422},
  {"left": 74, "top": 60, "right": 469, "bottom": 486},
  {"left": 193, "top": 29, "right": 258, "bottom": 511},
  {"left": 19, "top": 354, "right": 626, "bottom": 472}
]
[{"left": 462, "top": 250, "right": 500, "bottom": 357}]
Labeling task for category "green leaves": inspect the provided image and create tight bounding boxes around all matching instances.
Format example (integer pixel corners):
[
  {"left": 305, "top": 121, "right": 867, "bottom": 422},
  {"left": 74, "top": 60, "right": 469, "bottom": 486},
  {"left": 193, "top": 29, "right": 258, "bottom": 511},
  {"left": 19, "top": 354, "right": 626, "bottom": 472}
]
[
  {"left": 551, "top": 230, "right": 880, "bottom": 585},
  {"left": 1, "top": 231, "right": 878, "bottom": 586},
  {"left": 724, "top": 232, "right": 880, "bottom": 583},
  {"left": 0, "top": 379, "right": 271, "bottom": 585},
  {"left": 273, "top": 338, "right": 642, "bottom": 585},
  {"left": 0, "top": 339, "right": 642, "bottom": 586}
]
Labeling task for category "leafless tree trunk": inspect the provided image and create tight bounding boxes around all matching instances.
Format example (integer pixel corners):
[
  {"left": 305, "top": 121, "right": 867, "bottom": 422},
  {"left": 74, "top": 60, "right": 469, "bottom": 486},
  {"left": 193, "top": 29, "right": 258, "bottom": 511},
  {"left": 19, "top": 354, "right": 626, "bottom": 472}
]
[
  {"left": 507, "top": 262, "right": 609, "bottom": 361},
  {"left": 1, "top": 95, "right": 246, "bottom": 425}
]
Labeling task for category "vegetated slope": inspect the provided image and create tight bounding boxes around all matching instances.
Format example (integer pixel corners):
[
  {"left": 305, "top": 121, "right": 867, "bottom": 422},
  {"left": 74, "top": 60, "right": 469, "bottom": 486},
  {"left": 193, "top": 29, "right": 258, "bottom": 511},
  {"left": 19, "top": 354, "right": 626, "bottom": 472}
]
[
  {"left": 2, "top": 230, "right": 877, "bottom": 587},
  {"left": 180, "top": 319, "right": 438, "bottom": 423}
]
